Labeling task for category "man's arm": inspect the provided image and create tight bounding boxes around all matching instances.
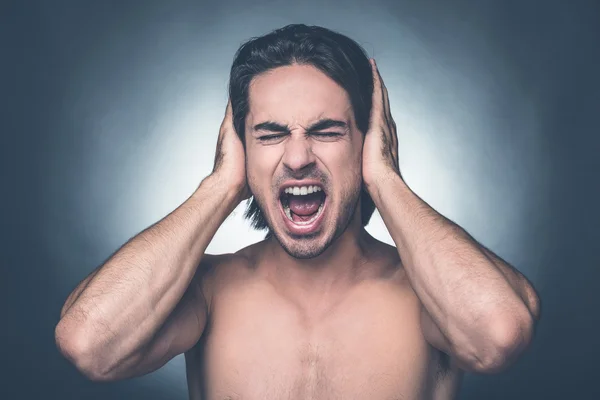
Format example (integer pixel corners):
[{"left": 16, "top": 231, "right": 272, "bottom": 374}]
[
  {"left": 372, "top": 174, "right": 540, "bottom": 373},
  {"left": 55, "top": 100, "right": 248, "bottom": 381},
  {"left": 362, "top": 59, "right": 540, "bottom": 374},
  {"left": 55, "top": 177, "right": 235, "bottom": 381}
]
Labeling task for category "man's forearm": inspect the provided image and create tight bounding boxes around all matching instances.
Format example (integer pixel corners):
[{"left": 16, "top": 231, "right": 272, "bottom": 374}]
[
  {"left": 370, "top": 172, "right": 538, "bottom": 359},
  {"left": 56, "top": 174, "right": 238, "bottom": 368}
]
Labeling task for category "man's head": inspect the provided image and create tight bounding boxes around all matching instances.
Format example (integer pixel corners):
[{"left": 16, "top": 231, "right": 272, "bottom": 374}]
[{"left": 228, "top": 24, "right": 375, "bottom": 258}]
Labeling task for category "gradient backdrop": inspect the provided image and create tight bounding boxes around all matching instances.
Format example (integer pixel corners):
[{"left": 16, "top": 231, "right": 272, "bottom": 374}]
[{"left": 2, "top": 0, "right": 599, "bottom": 398}]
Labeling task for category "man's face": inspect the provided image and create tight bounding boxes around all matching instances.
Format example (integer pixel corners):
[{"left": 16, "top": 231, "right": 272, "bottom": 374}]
[{"left": 245, "top": 64, "right": 364, "bottom": 259}]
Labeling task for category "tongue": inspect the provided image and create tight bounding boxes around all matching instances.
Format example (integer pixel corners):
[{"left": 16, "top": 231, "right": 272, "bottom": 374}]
[{"left": 289, "top": 192, "right": 322, "bottom": 218}]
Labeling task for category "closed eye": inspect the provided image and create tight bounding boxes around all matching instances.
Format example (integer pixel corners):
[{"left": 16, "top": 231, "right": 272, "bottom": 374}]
[
  {"left": 258, "top": 132, "right": 341, "bottom": 141},
  {"left": 312, "top": 132, "right": 343, "bottom": 138},
  {"left": 258, "top": 133, "right": 286, "bottom": 141}
]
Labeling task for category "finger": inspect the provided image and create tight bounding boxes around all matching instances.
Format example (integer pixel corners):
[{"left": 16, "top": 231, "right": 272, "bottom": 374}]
[
  {"left": 373, "top": 60, "right": 398, "bottom": 156},
  {"left": 220, "top": 98, "right": 234, "bottom": 132},
  {"left": 392, "top": 120, "right": 398, "bottom": 152},
  {"left": 373, "top": 60, "right": 392, "bottom": 124},
  {"left": 215, "top": 100, "right": 231, "bottom": 164},
  {"left": 225, "top": 98, "right": 233, "bottom": 118},
  {"left": 374, "top": 62, "right": 399, "bottom": 129},
  {"left": 369, "top": 59, "right": 386, "bottom": 124}
]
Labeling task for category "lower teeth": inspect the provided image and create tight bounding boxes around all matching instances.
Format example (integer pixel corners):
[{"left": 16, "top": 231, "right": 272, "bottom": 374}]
[{"left": 284, "top": 202, "right": 324, "bottom": 225}]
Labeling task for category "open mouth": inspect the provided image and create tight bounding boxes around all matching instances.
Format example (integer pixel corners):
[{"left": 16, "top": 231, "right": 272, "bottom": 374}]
[{"left": 279, "top": 184, "right": 327, "bottom": 226}]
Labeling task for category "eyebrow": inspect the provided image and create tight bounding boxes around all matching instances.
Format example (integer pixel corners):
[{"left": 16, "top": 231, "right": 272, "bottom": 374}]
[{"left": 253, "top": 118, "right": 348, "bottom": 134}]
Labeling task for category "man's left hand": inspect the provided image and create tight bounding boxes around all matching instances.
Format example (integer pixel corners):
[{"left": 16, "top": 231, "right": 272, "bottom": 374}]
[{"left": 362, "top": 58, "right": 401, "bottom": 195}]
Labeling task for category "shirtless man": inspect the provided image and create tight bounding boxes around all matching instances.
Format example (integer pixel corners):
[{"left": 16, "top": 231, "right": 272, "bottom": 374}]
[{"left": 55, "top": 24, "right": 541, "bottom": 399}]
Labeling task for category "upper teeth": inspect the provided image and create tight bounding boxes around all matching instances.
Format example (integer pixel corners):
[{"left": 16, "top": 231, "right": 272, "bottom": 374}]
[{"left": 284, "top": 185, "right": 323, "bottom": 195}]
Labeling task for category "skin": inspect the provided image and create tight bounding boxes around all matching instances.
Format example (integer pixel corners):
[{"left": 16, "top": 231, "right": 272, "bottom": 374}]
[
  {"left": 245, "top": 63, "right": 364, "bottom": 260},
  {"left": 55, "top": 59, "right": 541, "bottom": 400}
]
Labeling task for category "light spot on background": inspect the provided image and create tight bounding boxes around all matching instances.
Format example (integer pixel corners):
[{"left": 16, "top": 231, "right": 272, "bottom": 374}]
[{"left": 44, "top": 1, "right": 548, "bottom": 394}]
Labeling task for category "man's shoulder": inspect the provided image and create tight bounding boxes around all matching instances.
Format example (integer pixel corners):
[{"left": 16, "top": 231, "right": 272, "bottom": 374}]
[
  {"left": 195, "top": 241, "right": 267, "bottom": 303},
  {"left": 200, "top": 240, "right": 266, "bottom": 271},
  {"left": 363, "top": 237, "right": 404, "bottom": 273}
]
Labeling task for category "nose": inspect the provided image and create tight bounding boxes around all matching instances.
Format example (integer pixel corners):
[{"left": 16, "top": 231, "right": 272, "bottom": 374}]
[{"left": 281, "top": 134, "right": 316, "bottom": 175}]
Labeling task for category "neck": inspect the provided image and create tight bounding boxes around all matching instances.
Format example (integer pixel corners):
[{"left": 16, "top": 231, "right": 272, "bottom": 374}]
[{"left": 261, "top": 211, "right": 376, "bottom": 300}]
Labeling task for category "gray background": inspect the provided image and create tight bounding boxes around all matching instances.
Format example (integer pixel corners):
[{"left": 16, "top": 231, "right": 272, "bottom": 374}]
[{"left": 2, "top": 0, "right": 599, "bottom": 398}]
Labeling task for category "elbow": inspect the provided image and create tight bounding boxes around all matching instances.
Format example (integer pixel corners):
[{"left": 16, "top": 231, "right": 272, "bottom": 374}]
[
  {"left": 55, "top": 319, "right": 115, "bottom": 382},
  {"left": 469, "top": 309, "right": 535, "bottom": 374}
]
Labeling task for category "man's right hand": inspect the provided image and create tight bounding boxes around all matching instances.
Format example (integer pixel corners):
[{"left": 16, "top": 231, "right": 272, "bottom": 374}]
[{"left": 211, "top": 99, "right": 251, "bottom": 204}]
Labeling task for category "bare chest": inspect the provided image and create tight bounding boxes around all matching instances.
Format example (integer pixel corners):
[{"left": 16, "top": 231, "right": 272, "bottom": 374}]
[{"left": 188, "top": 279, "right": 445, "bottom": 400}]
